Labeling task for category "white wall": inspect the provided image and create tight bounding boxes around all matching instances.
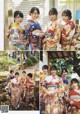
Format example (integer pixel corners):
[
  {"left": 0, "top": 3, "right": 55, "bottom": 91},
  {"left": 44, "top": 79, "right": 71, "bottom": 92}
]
[
  {"left": 0, "top": 0, "right": 4, "bottom": 50},
  {"left": 55, "top": 0, "right": 80, "bottom": 23},
  {"left": 39, "top": 51, "right": 48, "bottom": 72},
  {"left": 11, "top": 0, "right": 54, "bottom": 28}
]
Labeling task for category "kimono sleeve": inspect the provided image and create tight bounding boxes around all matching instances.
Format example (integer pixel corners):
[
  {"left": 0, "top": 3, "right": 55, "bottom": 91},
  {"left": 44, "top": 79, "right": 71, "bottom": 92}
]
[{"left": 62, "top": 21, "right": 75, "bottom": 39}]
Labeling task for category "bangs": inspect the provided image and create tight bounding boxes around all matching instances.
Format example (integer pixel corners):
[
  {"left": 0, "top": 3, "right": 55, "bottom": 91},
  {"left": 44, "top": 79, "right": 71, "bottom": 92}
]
[{"left": 62, "top": 12, "right": 67, "bottom": 16}]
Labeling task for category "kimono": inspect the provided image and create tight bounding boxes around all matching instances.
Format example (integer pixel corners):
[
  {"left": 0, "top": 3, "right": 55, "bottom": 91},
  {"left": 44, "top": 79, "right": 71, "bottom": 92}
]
[
  {"left": 42, "top": 75, "right": 64, "bottom": 114},
  {"left": 25, "top": 77, "right": 35, "bottom": 104},
  {"left": 10, "top": 77, "right": 21, "bottom": 109},
  {"left": 69, "top": 88, "right": 80, "bottom": 109},
  {"left": 10, "top": 22, "right": 27, "bottom": 50},
  {"left": 40, "top": 72, "right": 48, "bottom": 113},
  {"left": 61, "top": 21, "right": 75, "bottom": 50},
  {"left": 62, "top": 77, "right": 69, "bottom": 85},
  {"left": 40, "top": 72, "right": 48, "bottom": 83},
  {"left": 20, "top": 75, "right": 26, "bottom": 99},
  {"left": 24, "top": 19, "right": 42, "bottom": 50},
  {"left": 44, "top": 20, "right": 61, "bottom": 51}
]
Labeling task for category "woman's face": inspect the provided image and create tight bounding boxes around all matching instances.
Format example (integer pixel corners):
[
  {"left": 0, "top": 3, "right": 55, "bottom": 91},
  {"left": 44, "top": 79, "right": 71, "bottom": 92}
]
[
  {"left": 62, "top": 15, "right": 69, "bottom": 22},
  {"left": 31, "top": 10, "right": 39, "bottom": 20},
  {"left": 43, "top": 69, "right": 48, "bottom": 74},
  {"left": 15, "top": 75, "right": 19, "bottom": 79},
  {"left": 51, "top": 69, "right": 57, "bottom": 75},
  {"left": 49, "top": 14, "right": 57, "bottom": 21},
  {"left": 72, "top": 82, "right": 78, "bottom": 88},
  {"left": 62, "top": 70, "right": 68, "bottom": 77},
  {"left": 22, "top": 73, "right": 26, "bottom": 76},
  {"left": 15, "top": 15, "right": 23, "bottom": 24}
]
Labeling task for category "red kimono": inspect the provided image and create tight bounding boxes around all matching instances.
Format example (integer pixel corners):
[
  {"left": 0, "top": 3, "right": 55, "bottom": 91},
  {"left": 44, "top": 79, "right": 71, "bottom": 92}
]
[
  {"left": 69, "top": 89, "right": 80, "bottom": 109},
  {"left": 61, "top": 21, "right": 75, "bottom": 50}
]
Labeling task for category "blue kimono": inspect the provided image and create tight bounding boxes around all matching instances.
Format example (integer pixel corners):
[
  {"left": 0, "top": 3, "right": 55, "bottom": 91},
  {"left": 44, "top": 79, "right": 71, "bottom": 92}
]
[{"left": 24, "top": 19, "right": 42, "bottom": 50}]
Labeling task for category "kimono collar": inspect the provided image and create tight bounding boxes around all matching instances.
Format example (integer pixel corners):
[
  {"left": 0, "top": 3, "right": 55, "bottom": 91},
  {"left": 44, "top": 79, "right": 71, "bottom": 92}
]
[
  {"left": 52, "top": 18, "right": 57, "bottom": 23},
  {"left": 66, "top": 20, "right": 75, "bottom": 29},
  {"left": 28, "top": 19, "right": 34, "bottom": 23},
  {"left": 52, "top": 75, "right": 57, "bottom": 79},
  {"left": 28, "top": 19, "right": 38, "bottom": 23}
]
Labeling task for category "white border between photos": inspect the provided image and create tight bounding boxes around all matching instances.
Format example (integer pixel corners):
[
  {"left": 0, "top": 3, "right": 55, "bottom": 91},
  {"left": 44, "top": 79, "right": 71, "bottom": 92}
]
[
  {"left": 0, "top": 0, "right": 4, "bottom": 50},
  {"left": 0, "top": 111, "right": 39, "bottom": 114}
]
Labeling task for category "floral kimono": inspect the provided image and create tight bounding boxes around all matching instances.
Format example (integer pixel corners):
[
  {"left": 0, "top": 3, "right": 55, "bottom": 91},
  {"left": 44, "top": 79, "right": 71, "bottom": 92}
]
[
  {"left": 69, "top": 88, "right": 80, "bottom": 109},
  {"left": 25, "top": 77, "right": 35, "bottom": 104},
  {"left": 40, "top": 72, "right": 48, "bottom": 113},
  {"left": 24, "top": 19, "right": 43, "bottom": 50},
  {"left": 10, "top": 77, "right": 21, "bottom": 109},
  {"left": 10, "top": 22, "right": 27, "bottom": 50},
  {"left": 44, "top": 20, "right": 61, "bottom": 51},
  {"left": 43, "top": 75, "right": 64, "bottom": 114},
  {"left": 61, "top": 21, "right": 75, "bottom": 50},
  {"left": 20, "top": 75, "right": 26, "bottom": 99}
]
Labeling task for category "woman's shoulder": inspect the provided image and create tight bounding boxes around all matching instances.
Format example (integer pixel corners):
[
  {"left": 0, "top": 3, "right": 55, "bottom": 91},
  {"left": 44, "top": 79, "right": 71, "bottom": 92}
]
[
  {"left": 67, "top": 21, "right": 75, "bottom": 29},
  {"left": 11, "top": 22, "right": 23, "bottom": 32}
]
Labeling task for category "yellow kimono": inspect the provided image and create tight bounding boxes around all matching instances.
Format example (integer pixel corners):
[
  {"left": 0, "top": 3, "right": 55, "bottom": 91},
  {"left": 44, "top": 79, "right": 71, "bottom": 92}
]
[{"left": 10, "top": 22, "right": 26, "bottom": 50}]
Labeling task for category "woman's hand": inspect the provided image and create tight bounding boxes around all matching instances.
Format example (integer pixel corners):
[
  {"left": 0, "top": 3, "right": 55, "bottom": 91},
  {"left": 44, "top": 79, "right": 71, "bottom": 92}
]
[
  {"left": 38, "top": 32, "right": 45, "bottom": 37},
  {"left": 24, "top": 24, "right": 30, "bottom": 30},
  {"left": 59, "top": 24, "right": 64, "bottom": 31},
  {"left": 42, "top": 38, "right": 47, "bottom": 44}
]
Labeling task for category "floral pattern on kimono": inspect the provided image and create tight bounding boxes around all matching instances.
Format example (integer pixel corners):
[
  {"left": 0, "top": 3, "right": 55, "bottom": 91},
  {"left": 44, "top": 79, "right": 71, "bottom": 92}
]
[
  {"left": 43, "top": 75, "right": 64, "bottom": 114},
  {"left": 69, "top": 89, "right": 80, "bottom": 109},
  {"left": 24, "top": 19, "right": 42, "bottom": 50},
  {"left": 45, "top": 20, "right": 61, "bottom": 50},
  {"left": 10, "top": 78, "right": 21, "bottom": 108},
  {"left": 10, "top": 22, "right": 26, "bottom": 50},
  {"left": 61, "top": 21, "right": 75, "bottom": 50}
]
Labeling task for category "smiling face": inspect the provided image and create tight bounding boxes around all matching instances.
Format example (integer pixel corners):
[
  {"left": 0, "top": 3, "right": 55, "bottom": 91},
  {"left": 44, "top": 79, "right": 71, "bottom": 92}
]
[
  {"left": 51, "top": 69, "right": 57, "bottom": 76},
  {"left": 14, "top": 15, "right": 23, "bottom": 24},
  {"left": 62, "top": 15, "right": 69, "bottom": 22},
  {"left": 42, "top": 69, "right": 48, "bottom": 75},
  {"left": 62, "top": 70, "right": 68, "bottom": 77},
  {"left": 49, "top": 14, "right": 57, "bottom": 21},
  {"left": 72, "top": 81, "right": 78, "bottom": 89},
  {"left": 31, "top": 10, "right": 39, "bottom": 20}
]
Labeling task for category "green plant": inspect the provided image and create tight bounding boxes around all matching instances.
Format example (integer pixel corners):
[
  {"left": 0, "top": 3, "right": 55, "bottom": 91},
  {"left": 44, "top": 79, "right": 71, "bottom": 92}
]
[
  {"left": 29, "top": 56, "right": 38, "bottom": 64},
  {"left": 25, "top": 58, "right": 33, "bottom": 66}
]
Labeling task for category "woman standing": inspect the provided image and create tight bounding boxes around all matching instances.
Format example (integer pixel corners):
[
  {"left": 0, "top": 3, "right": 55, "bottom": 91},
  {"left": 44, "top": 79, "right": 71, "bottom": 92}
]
[
  {"left": 24, "top": 7, "right": 44, "bottom": 50},
  {"left": 61, "top": 10, "right": 75, "bottom": 50},
  {"left": 7, "top": 11, "right": 27, "bottom": 50},
  {"left": 61, "top": 68, "right": 69, "bottom": 85},
  {"left": 10, "top": 72, "right": 21, "bottom": 109},
  {"left": 43, "top": 66, "right": 64, "bottom": 114},
  {"left": 43, "top": 8, "right": 61, "bottom": 51},
  {"left": 68, "top": 78, "right": 80, "bottom": 113}
]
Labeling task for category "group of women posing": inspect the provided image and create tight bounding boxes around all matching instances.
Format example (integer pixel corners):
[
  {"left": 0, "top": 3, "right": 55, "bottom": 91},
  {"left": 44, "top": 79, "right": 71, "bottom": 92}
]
[
  {"left": 40, "top": 65, "right": 80, "bottom": 114},
  {"left": 5, "top": 70, "right": 35, "bottom": 109},
  {"left": 7, "top": 7, "right": 75, "bottom": 51}
]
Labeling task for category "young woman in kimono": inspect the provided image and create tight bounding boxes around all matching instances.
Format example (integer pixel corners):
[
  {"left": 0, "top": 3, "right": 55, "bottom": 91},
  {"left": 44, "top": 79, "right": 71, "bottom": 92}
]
[
  {"left": 40, "top": 65, "right": 49, "bottom": 114},
  {"left": 61, "top": 10, "right": 75, "bottom": 50},
  {"left": 43, "top": 8, "right": 61, "bottom": 51},
  {"left": 61, "top": 68, "right": 69, "bottom": 85},
  {"left": 42, "top": 65, "right": 65, "bottom": 114},
  {"left": 8, "top": 11, "right": 29, "bottom": 50},
  {"left": 10, "top": 72, "right": 21, "bottom": 109},
  {"left": 67, "top": 78, "right": 80, "bottom": 113},
  {"left": 20, "top": 71, "right": 27, "bottom": 100},
  {"left": 24, "top": 7, "right": 44, "bottom": 50}
]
